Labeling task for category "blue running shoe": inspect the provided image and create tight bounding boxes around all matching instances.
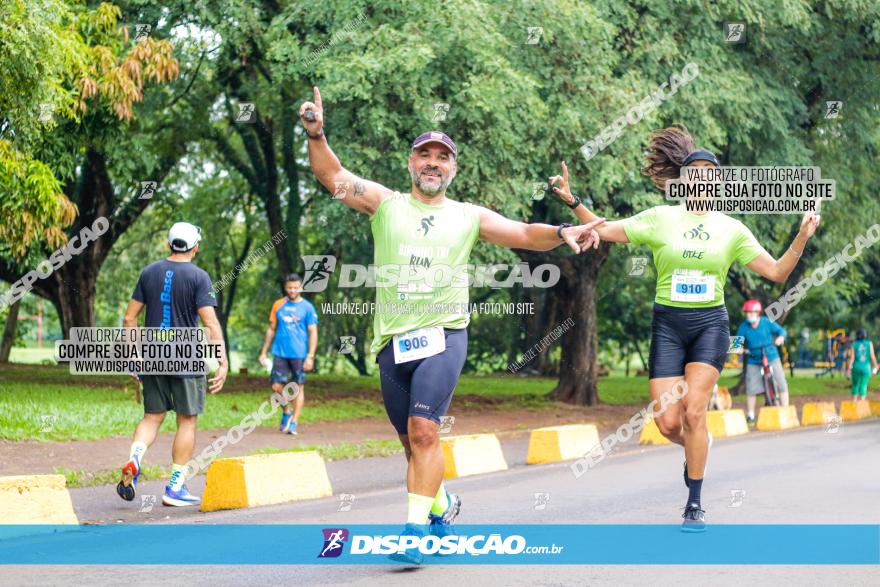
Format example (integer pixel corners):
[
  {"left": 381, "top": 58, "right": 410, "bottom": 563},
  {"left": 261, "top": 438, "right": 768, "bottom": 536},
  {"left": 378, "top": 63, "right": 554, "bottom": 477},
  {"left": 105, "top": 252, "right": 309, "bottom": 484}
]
[
  {"left": 162, "top": 484, "right": 201, "bottom": 507},
  {"left": 279, "top": 412, "right": 292, "bottom": 432},
  {"left": 116, "top": 455, "right": 141, "bottom": 502},
  {"left": 388, "top": 523, "right": 426, "bottom": 565},
  {"left": 429, "top": 492, "right": 461, "bottom": 539},
  {"left": 681, "top": 502, "right": 706, "bottom": 533},
  {"left": 286, "top": 420, "right": 298, "bottom": 435}
]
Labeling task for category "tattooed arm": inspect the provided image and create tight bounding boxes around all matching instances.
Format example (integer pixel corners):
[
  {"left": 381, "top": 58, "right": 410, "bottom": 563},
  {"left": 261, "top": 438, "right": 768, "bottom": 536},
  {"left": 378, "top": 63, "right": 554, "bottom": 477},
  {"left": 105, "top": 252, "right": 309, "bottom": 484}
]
[{"left": 300, "top": 86, "right": 392, "bottom": 215}]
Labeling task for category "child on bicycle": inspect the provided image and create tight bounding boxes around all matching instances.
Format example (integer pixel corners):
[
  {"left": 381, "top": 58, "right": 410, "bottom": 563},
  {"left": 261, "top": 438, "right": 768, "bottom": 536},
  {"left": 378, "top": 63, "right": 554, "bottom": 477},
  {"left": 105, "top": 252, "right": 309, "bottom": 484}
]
[
  {"left": 846, "top": 329, "right": 878, "bottom": 402},
  {"left": 736, "top": 300, "right": 789, "bottom": 424}
]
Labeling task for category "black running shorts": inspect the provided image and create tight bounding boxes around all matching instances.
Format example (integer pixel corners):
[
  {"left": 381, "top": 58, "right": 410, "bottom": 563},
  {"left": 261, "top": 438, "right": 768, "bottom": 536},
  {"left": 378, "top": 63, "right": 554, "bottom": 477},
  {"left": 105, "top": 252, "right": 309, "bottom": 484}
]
[
  {"left": 376, "top": 327, "right": 467, "bottom": 435},
  {"left": 648, "top": 303, "right": 730, "bottom": 378}
]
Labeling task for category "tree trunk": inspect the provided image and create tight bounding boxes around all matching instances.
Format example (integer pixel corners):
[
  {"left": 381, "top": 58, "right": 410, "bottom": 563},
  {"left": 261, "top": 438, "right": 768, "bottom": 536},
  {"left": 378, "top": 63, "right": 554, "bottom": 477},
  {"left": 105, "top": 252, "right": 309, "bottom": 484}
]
[
  {"left": 49, "top": 263, "right": 98, "bottom": 337},
  {"left": 0, "top": 298, "right": 21, "bottom": 362},
  {"left": 550, "top": 245, "right": 609, "bottom": 405}
]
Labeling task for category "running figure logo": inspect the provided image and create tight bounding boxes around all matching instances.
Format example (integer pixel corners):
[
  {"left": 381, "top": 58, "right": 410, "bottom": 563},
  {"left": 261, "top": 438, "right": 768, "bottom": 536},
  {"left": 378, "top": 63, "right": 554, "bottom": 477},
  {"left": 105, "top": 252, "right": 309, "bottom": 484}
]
[
  {"left": 628, "top": 256, "right": 649, "bottom": 277},
  {"left": 338, "top": 336, "right": 356, "bottom": 354},
  {"left": 236, "top": 102, "right": 256, "bottom": 123},
  {"left": 419, "top": 215, "right": 435, "bottom": 236},
  {"left": 534, "top": 492, "right": 550, "bottom": 510},
  {"left": 825, "top": 101, "right": 843, "bottom": 119},
  {"left": 318, "top": 528, "right": 349, "bottom": 558},
  {"left": 301, "top": 255, "right": 337, "bottom": 292},
  {"left": 139, "top": 181, "right": 157, "bottom": 200},
  {"left": 683, "top": 224, "right": 710, "bottom": 240},
  {"left": 134, "top": 24, "right": 152, "bottom": 42},
  {"left": 728, "top": 489, "right": 746, "bottom": 508},
  {"left": 724, "top": 23, "right": 745, "bottom": 43}
]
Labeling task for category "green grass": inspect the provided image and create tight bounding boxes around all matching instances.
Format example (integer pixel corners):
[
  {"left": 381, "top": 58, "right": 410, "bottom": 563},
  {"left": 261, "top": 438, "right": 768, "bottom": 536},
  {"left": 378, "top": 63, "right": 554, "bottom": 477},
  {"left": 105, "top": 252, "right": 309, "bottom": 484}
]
[
  {"left": 1, "top": 363, "right": 873, "bottom": 443},
  {"left": 56, "top": 464, "right": 170, "bottom": 489},
  {"left": 249, "top": 439, "right": 403, "bottom": 461},
  {"left": 55, "top": 441, "right": 404, "bottom": 488},
  {"left": 0, "top": 365, "right": 385, "bottom": 442}
]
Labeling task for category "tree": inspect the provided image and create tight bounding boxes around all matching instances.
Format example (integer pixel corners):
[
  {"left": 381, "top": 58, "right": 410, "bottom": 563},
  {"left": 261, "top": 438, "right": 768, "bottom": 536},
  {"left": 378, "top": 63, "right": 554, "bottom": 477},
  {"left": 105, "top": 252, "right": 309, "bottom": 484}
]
[{"left": 0, "top": 2, "right": 183, "bottom": 335}]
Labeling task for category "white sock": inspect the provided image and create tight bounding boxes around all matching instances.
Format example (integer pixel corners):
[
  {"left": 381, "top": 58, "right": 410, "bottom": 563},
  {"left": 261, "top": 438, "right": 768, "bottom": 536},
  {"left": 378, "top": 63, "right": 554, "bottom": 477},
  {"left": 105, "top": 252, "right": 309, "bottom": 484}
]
[
  {"left": 129, "top": 441, "right": 147, "bottom": 463},
  {"left": 168, "top": 463, "right": 186, "bottom": 491}
]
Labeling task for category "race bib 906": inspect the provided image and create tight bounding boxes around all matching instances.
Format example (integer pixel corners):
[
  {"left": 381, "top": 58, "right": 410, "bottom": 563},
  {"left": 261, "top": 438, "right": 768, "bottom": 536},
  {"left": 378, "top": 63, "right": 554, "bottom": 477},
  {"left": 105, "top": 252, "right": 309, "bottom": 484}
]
[{"left": 392, "top": 326, "right": 446, "bottom": 364}]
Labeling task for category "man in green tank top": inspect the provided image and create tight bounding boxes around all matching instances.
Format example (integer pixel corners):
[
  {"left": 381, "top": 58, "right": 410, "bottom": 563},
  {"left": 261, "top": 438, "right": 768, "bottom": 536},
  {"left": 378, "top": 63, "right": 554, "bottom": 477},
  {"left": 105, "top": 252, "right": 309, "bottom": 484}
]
[
  {"left": 299, "top": 87, "right": 604, "bottom": 564},
  {"left": 847, "top": 329, "right": 878, "bottom": 401}
]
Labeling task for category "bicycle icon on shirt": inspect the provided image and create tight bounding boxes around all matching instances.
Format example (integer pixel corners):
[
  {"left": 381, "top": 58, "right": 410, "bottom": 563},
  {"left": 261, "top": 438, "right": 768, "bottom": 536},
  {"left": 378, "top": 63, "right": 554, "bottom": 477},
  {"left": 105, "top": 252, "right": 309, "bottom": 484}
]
[{"left": 684, "top": 224, "right": 710, "bottom": 240}]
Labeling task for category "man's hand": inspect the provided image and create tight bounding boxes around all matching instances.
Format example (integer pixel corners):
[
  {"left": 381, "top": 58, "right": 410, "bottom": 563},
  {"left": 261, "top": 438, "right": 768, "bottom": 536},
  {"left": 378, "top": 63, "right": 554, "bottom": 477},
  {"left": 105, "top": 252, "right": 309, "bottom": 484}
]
[
  {"left": 774, "top": 336, "right": 785, "bottom": 346},
  {"left": 209, "top": 362, "right": 228, "bottom": 394},
  {"left": 258, "top": 353, "right": 270, "bottom": 370},
  {"left": 560, "top": 218, "right": 605, "bottom": 253},
  {"left": 299, "top": 86, "right": 324, "bottom": 137},
  {"left": 304, "top": 357, "right": 314, "bottom": 372}
]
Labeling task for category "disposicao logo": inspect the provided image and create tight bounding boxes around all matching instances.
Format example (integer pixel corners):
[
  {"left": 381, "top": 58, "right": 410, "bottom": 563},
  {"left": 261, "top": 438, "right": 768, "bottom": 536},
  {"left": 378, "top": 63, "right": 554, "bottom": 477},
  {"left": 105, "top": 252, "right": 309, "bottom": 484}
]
[{"left": 318, "top": 528, "right": 349, "bottom": 558}]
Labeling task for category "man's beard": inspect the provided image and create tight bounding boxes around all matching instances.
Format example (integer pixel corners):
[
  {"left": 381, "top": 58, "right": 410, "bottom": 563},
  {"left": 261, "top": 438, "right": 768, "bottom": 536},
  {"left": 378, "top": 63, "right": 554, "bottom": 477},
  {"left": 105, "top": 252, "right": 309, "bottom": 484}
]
[{"left": 410, "top": 165, "right": 453, "bottom": 196}]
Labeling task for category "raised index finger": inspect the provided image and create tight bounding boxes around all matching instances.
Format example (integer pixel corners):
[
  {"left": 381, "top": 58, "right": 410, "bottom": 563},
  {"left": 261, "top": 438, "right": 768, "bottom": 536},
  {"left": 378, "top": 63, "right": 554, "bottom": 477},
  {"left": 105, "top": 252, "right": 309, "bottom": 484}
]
[
  {"left": 562, "top": 160, "right": 569, "bottom": 183},
  {"left": 313, "top": 86, "right": 322, "bottom": 110}
]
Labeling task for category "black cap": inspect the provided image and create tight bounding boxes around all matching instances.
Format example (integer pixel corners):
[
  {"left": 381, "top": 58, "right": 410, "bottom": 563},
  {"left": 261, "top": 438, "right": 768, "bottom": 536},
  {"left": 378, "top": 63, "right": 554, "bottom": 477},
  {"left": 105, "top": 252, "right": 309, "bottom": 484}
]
[{"left": 682, "top": 149, "right": 720, "bottom": 167}]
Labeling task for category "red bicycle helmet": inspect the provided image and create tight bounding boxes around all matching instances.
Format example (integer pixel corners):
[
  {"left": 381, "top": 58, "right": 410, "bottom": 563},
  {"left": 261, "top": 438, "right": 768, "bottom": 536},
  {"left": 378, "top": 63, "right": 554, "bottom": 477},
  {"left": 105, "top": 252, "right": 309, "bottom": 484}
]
[{"left": 743, "top": 299, "right": 762, "bottom": 313}]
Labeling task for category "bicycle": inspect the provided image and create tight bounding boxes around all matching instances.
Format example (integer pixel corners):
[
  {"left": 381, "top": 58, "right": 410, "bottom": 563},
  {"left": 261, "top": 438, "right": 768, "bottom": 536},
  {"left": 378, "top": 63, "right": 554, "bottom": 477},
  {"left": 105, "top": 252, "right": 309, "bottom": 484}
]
[{"left": 744, "top": 343, "right": 782, "bottom": 407}]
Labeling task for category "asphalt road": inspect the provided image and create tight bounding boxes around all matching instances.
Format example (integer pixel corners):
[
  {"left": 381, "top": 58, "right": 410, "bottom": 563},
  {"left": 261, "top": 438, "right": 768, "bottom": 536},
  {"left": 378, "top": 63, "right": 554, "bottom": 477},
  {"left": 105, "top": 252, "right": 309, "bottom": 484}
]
[{"left": 3, "top": 420, "right": 878, "bottom": 586}]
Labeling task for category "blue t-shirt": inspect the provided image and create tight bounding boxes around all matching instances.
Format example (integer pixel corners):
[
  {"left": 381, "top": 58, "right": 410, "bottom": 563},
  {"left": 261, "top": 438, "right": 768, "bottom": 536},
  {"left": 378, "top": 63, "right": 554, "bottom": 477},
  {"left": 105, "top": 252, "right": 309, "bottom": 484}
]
[
  {"left": 132, "top": 260, "right": 216, "bottom": 328},
  {"left": 736, "top": 317, "right": 786, "bottom": 365},
  {"left": 269, "top": 297, "right": 318, "bottom": 359}
]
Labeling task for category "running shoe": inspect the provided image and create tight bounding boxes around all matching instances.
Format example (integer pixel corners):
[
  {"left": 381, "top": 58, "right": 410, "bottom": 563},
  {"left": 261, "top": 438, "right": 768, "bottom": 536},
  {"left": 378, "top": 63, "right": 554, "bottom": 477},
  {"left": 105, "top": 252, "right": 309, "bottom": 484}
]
[
  {"left": 388, "top": 523, "right": 426, "bottom": 565},
  {"left": 116, "top": 455, "right": 141, "bottom": 502},
  {"left": 286, "top": 420, "right": 298, "bottom": 435},
  {"left": 683, "top": 432, "right": 713, "bottom": 487},
  {"left": 279, "top": 412, "right": 292, "bottom": 432},
  {"left": 746, "top": 415, "right": 756, "bottom": 426},
  {"left": 429, "top": 492, "right": 461, "bottom": 539},
  {"left": 162, "top": 484, "right": 201, "bottom": 507},
  {"left": 681, "top": 502, "right": 706, "bottom": 532}
]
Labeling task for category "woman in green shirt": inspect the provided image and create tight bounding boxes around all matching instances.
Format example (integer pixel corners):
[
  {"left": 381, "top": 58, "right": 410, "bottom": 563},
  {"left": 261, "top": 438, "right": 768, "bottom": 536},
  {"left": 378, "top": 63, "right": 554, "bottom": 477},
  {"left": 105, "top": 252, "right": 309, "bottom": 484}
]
[
  {"left": 550, "top": 125, "right": 820, "bottom": 531},
  {"left": 846, "top": 329, "right": 878, "bottom": 401}
]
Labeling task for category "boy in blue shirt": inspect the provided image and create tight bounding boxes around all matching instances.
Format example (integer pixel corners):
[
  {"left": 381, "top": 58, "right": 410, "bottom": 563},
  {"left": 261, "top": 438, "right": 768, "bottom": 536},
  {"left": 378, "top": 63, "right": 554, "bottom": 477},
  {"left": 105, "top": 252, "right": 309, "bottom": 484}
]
[
  {"left": 259, "top": 273, "right": 318, "bottom": 434},
  {"left": 736, "top": 300, "right": 788, "bottom": 424}
]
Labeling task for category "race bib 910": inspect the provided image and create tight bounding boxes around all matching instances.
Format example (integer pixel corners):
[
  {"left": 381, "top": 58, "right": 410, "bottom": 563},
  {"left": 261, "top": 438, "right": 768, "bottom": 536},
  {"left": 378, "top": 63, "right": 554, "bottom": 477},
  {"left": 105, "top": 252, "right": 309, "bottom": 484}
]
[
  {"left": 392, "top": 326, "right": 446, "bottom": 364},
  {"left": 670, "top": 274, "right": 715, "bottom": 303}
]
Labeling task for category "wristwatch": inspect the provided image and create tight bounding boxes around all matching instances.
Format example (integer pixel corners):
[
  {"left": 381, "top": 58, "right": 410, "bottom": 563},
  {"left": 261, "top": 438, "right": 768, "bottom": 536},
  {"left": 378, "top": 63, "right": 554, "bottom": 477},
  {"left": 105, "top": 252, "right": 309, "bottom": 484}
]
[
  {"left": 306, "top": 128, "right": 324, "bottom": 140},
  {"left": 557, "top": 223, "right": 572, "bottom": 240},
  {"left": 566, "top": 195, "right": 582, "bottom": 209}
]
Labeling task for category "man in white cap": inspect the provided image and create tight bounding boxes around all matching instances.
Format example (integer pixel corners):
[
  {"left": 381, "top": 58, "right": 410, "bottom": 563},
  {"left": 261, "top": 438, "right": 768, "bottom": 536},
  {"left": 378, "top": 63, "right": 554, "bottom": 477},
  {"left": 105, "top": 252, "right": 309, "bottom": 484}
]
[{"left": 116, "top": 222, "right": 228, "bottom": 507}]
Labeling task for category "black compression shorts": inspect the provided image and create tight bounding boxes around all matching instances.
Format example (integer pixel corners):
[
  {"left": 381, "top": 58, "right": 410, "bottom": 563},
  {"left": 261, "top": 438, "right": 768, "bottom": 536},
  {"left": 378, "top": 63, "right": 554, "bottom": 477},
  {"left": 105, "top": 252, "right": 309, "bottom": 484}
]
[
  {"left": 648, "top": 303, "right": 730, "bottom": 378},
  {"left": 376, "top": 327, "right": 467, "bottom": 435}
]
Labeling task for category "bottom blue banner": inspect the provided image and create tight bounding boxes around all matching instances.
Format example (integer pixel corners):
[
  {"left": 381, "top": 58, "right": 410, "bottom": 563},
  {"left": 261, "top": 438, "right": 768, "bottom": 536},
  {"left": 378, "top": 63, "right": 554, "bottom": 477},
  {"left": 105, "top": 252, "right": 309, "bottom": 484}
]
[{"left": 0, "top": 525, "right": 877, "bottom": 564}]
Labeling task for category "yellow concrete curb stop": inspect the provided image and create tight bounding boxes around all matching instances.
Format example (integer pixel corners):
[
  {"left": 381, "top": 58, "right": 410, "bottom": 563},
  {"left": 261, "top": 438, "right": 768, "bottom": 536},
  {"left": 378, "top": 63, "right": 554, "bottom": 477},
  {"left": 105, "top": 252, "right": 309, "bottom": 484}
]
[
  {"left": 441, "top": 434, "right": 508, "bottom": 478},
  {"left": 756, "top": 406, "right": 800, "bottom": 431},
  {"left": 840, "top": 400, "right": 871, "bottom": 421},
  {"left": 800, "top": 402, "right": 838, "bottom": 426},
  {"left": 526, "top": 424, "right": 601, "bottom": 464},
  {"left": 706, "top": 409, "right": 750, "bottom": 437},
  {"left": 201, "top": 451, "right": 333, "bottom": 512},
  {"left": 639, "top": 415, "right": 671, "bottom": 445},
  {"left": 0, "top": 474, "right": 78, "bottom": 525},
  {"left": 870, "top": 401, "right": 880, "bottom": 417}
]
